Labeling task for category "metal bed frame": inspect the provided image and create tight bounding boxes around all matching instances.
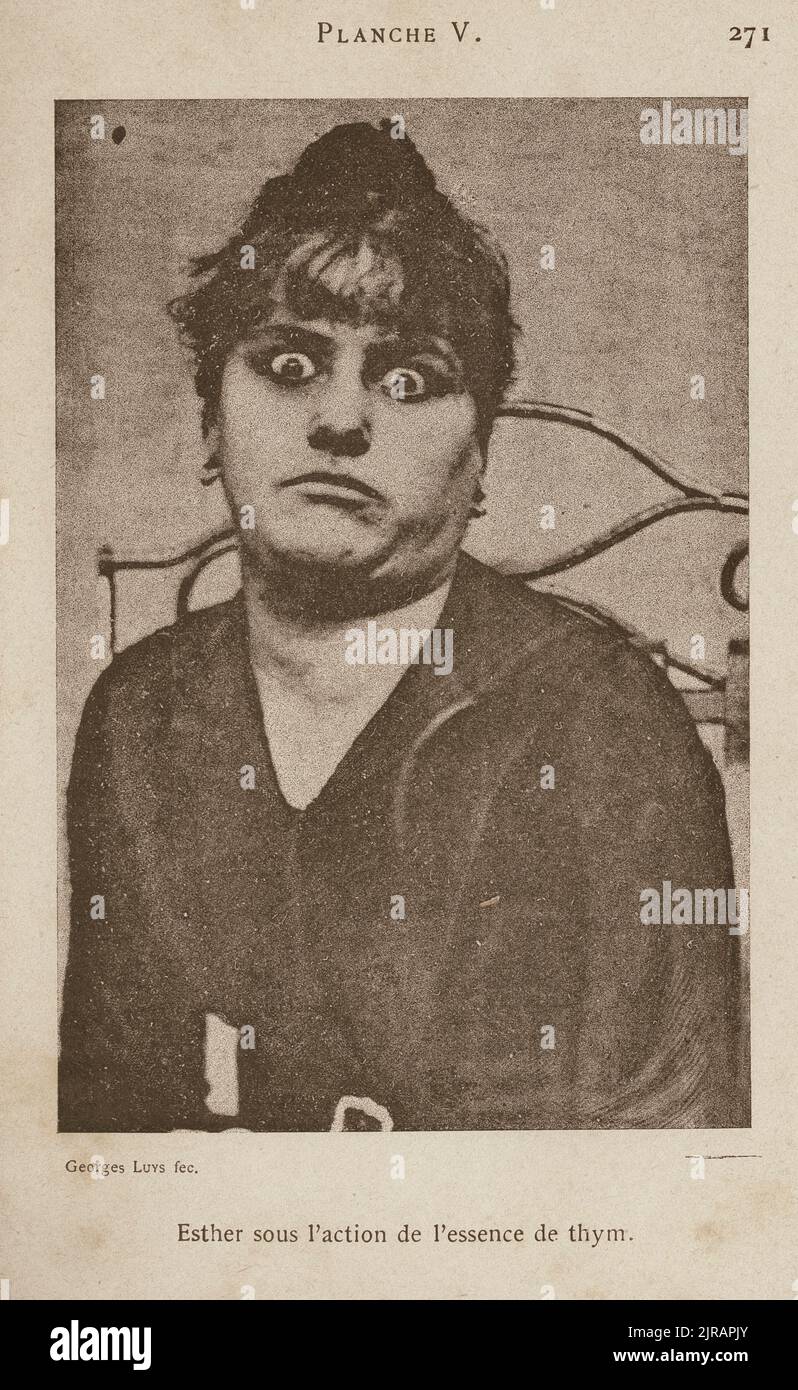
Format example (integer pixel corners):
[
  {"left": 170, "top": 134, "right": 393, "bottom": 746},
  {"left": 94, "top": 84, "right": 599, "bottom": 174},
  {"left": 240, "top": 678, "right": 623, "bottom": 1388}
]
[{"left": 98, "top": 398, "right": 749, "bottom": 763}]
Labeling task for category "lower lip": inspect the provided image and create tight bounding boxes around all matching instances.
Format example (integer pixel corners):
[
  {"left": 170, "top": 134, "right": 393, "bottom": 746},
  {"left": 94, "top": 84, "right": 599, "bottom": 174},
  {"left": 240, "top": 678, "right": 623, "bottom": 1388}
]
[{"left": 292, "top": 480, "right": 378, "bottom": 504}]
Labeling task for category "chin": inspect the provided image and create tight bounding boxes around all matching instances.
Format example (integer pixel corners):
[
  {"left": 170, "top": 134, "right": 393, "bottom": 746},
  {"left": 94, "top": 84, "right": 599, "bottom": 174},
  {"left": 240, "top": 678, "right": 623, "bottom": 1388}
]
[
  {"left": 245, "top": 531, "right": 379, "bottom": 589},
  {"left": 258, "top": 515, "right": 394, "bottom": 569},
  {"left": 242, "top": 533, "right": 442, "bottom": 620}
]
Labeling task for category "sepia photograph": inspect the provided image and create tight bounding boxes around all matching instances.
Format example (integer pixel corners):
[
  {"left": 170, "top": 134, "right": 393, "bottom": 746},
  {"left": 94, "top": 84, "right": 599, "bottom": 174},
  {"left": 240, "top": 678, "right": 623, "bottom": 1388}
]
[{"left": 55, "top": 98, "right": 750, "bottom": 1134}]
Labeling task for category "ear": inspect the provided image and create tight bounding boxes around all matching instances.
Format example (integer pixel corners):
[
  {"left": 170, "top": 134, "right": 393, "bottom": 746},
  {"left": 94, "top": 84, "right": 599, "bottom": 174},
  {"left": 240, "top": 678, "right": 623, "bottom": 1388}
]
[
  {"left": 205, "top": 416, "right": 221, "bottom": 454},
  {"left": 468, "top": 439, "right": 488, "bottom": 518},
  {"left": 469, "top": 476, "right": 487, "bottom": 519},
  {"left": 201, "top": 423, "right": 223, "bottom": 486},
  {"left": 473, "top": 436, "right": 489, "bottom": 483}
]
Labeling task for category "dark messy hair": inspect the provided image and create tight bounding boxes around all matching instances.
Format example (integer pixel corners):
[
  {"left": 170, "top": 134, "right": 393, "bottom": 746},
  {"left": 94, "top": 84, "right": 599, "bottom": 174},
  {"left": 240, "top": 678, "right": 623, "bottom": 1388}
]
[{"left": 168, "top": 118, "right": 518, "bottom": 455}]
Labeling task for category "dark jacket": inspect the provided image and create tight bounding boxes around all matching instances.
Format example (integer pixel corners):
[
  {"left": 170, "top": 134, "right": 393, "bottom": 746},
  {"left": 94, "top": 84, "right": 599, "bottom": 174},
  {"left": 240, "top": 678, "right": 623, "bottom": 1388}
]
[{"left": 59, "top": 552, "right": 749, "bottom": 1131}]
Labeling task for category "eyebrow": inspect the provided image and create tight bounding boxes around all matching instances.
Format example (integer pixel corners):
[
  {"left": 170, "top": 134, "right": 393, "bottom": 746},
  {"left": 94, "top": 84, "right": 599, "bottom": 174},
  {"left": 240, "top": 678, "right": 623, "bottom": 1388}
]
[
  {"left": 244, "top": 322, "right": 335, "bottom": 355},
  {"left": 365, "top": 334, "right": 462, "bottom": 369},
  {"left": 248, "top": 320, "right": 461, "bottom": 366}
]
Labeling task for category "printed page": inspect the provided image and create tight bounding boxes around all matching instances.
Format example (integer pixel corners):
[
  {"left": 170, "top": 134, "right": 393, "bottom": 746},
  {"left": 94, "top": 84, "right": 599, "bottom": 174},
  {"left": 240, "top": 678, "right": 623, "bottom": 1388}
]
[{"left": 0, "top": 0, "right": 795, "bottom": 1312}]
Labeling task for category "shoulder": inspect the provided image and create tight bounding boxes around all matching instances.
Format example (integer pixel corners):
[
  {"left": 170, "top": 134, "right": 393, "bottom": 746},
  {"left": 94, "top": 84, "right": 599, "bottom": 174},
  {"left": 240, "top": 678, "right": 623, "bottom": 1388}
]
[
  {"left": 457, "top": 558, "right": 731, "bottom": 876},
  {"left": 455, "top": 552, "right": 715, "bottom": 775},
  {"left": 456, "top": 550, "right": 682, "bottom": 700},
  {"left": 76, "top": 597, "right": 242, "bottom": 735},
  {"left": 455, "top": 549, "right": 636, "bottom": 664}
]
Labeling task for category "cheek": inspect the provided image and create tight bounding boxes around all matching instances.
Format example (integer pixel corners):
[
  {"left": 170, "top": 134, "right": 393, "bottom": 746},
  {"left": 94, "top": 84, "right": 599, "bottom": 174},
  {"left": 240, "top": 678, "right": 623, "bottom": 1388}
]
[
  {"left": 219, "top": 369, "right": 306, "bottom": 466},
  {"left": 379, "top": 397, "right": 480, "bottom": 500}
]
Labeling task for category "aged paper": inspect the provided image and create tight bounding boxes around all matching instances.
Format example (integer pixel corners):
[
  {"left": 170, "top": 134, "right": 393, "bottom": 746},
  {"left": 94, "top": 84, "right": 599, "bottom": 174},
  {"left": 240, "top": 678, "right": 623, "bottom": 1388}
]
[{"left": 1, "top": 0, "right": 795, "bottom": 1300}]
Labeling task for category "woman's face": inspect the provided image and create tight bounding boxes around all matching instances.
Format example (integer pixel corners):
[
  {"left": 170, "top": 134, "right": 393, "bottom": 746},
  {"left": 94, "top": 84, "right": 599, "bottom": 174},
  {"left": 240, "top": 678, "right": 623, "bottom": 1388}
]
[{"left": 214, "top": 297, "right": 482, "bottom": 607}]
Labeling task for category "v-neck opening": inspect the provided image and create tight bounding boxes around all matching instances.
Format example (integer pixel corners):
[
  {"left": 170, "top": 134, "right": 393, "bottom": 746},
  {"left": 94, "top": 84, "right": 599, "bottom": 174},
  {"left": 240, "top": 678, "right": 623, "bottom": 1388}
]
[
  {"left": 254, "top": 657, "right": 430, "bottom": 819},
  {"left": 198, "top": 554, "right": 502, "bottom": 821},
  {"left": 235, "top": 617, "right": 473, "bottom": 822}
]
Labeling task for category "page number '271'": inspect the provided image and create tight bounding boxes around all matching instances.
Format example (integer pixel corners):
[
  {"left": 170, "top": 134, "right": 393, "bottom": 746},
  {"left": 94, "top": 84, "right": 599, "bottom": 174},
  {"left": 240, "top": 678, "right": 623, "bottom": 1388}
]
[{"left": 729, "top": 26, "right": 770, "bottom": 46}]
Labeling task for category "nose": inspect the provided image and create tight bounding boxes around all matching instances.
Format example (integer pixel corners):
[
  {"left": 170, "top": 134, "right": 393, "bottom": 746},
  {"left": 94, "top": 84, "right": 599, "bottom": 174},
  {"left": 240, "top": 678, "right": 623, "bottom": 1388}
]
[
  {"left": 307, "top": 356, "right": 372, "bottom": 458},
  {"left": 307, "top": 421, "right": 371, "bottom": 457}
]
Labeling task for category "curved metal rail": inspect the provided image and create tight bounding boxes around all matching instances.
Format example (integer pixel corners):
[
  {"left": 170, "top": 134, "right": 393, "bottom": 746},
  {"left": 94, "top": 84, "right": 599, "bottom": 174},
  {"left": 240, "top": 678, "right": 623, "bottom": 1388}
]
[{"left": 97, "top": 399, "right": 749, "bottom": 750}]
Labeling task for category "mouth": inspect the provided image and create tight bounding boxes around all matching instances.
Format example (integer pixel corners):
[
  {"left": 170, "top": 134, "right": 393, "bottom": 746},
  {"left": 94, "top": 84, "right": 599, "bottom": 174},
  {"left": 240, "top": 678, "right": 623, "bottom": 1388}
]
[{"left": 280, "top": 470, "right": 383, "bottom": 504}]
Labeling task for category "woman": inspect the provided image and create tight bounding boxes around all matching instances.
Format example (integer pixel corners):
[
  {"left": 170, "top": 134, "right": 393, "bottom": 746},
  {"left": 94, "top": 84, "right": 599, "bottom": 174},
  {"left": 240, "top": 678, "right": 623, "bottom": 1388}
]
[{"left": 59, "top": 119, "right": 749, "bottom": 1132}]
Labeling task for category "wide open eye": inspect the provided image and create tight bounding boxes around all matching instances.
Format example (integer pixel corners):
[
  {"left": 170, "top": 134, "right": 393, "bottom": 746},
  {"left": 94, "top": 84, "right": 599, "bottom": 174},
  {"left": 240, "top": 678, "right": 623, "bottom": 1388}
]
[
  {"left": 267, "top": 351, "right": 317, "bottom": 384},
  {"left": 381, "top": 367, "right": 427, "bottom": 402}
]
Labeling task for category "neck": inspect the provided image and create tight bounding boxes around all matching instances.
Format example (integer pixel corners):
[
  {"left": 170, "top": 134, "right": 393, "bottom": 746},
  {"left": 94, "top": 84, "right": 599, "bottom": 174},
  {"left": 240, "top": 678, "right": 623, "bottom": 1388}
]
[{"left": 241, "top": 553, "right": 456, "bottom": 695}]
